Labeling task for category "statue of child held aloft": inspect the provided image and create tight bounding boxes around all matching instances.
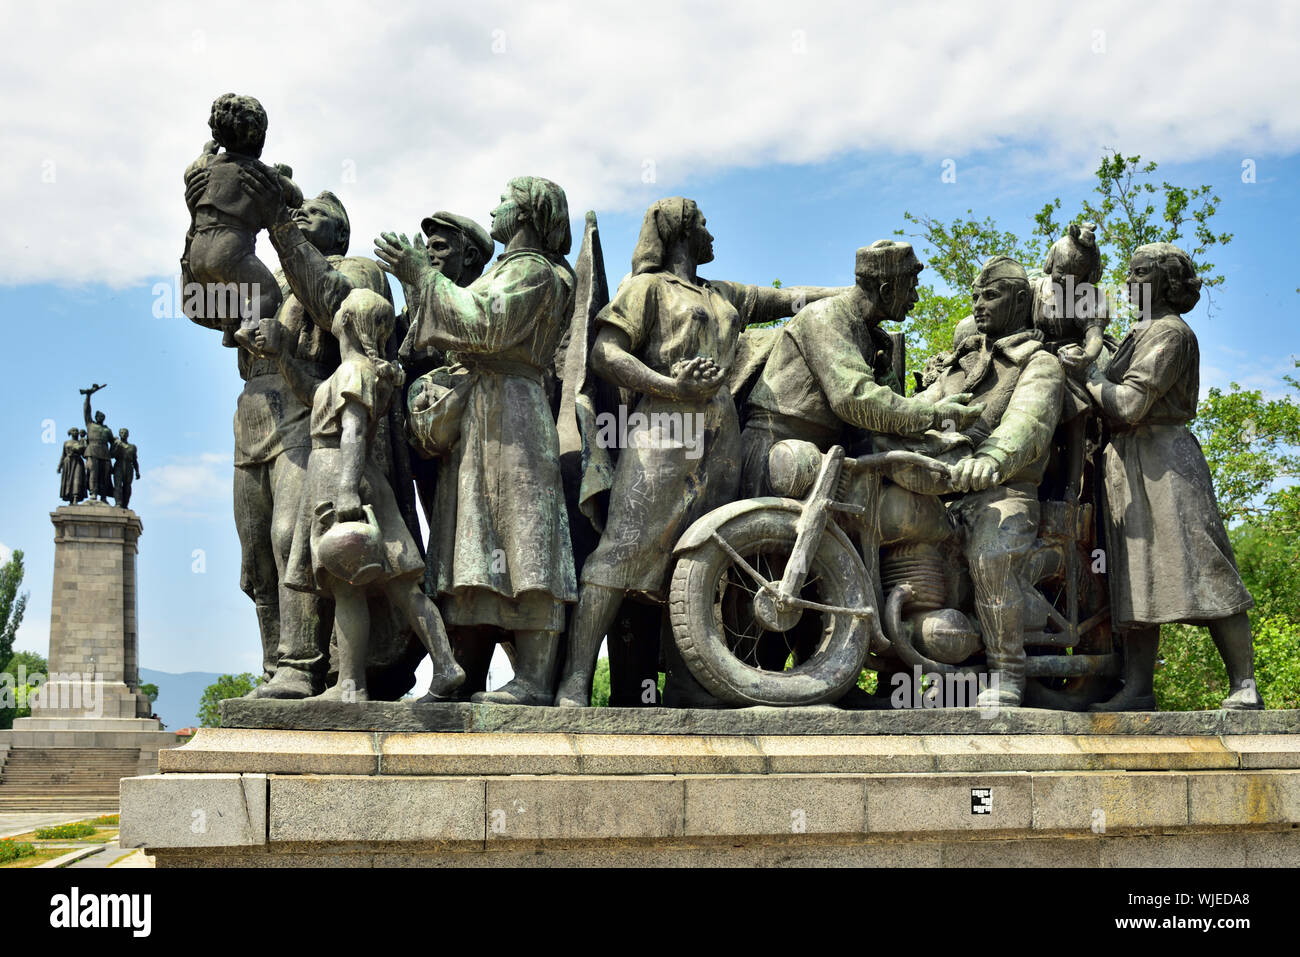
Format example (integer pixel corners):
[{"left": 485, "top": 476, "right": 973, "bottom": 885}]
[
  {"left": 1034, "top": 222, "right": 1109, "bottom": 368},
  {"left": 182, "top": 93, "right": 302, "bottom": 348}
]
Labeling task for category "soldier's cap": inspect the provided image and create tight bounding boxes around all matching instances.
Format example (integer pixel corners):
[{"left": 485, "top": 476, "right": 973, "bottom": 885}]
[
  {"left": 856, "top": 240, "right": 924, "bottom": 279},
  {"left": 973, "top": 255, "right": 1029, "bottom": 287},
  {"left": 421, "top": 211, "right": 494, "bottom": 264}
]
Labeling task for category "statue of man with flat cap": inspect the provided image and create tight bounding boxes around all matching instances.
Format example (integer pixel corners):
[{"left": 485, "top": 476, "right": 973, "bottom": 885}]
[{"left": 394, "top": 211, "right": 495, "bottom": 528}]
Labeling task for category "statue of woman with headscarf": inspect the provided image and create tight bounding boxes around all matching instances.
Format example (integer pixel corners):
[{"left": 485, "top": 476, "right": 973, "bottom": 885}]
[
  {"left": 376, "top": 176, "right": 579, "bottom": 706},
  {"left": 555, "top": 197, "right": 846, "bottom": 707}
]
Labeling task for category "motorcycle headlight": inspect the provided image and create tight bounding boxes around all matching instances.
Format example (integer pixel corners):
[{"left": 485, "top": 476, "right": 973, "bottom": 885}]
[{"left": 768, "top": 440, "right": 822, "bottom": 498}]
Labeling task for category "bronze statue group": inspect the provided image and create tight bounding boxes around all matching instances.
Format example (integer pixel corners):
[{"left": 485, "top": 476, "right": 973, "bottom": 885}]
[
  {"left": 178, "top": 94, "right": 1263, "bottom": 713},
  {"left": 57, "top": 383, "right": 141, "bottom": 510}
]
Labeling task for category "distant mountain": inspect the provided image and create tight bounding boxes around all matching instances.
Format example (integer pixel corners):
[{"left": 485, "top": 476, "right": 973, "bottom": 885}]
[{"left": 139, "top": 668, "right": 226, "bottom": 730}]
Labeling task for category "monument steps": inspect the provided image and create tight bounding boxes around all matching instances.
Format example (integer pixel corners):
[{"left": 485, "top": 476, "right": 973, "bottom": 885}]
[{"left": 0, "top": 747, "right": 139, "bottom": 809}]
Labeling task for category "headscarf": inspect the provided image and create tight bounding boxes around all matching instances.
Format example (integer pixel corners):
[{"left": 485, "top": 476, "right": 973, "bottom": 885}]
[
  {"left": 507, "top": 176, "right": 571, "bottom": 257},
  {"left": 630, "top": 197, "right": 704, "bottom": 275}
]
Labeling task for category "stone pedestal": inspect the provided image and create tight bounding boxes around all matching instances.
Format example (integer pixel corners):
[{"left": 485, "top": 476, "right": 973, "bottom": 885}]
[
  {"left": 36, "top": 503, "right": 149, "bottom": 720},
  {"left": 119, "top": 705, "right": 1300, "bottom": 867},
  {"left": 6, "top": 503, "right": 178, "bottom": 778}
]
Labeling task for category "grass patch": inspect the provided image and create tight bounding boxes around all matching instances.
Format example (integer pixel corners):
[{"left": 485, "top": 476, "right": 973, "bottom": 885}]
[
  {"left": 34, "top": 822, "right": 97, "bottom": 840},
  {"left": 5, "top": 826, "right": 117, "bottom": 845},
  {"left": 0, "top": 839, "right": 35, "bottom": 865},
  {"left": 91, "top": 814, "right": 119, "bottom": 826},
  {"left": 1, "top": 846, "right": 74, "bottom": 868}
]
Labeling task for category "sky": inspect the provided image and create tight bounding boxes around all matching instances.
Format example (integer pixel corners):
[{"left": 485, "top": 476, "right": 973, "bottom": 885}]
[{"left": 1, "top": 1, "right": 1298, "bottom": 681}]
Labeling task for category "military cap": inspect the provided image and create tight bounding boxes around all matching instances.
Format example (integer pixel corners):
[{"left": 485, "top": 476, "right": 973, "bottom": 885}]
[
  {"left": 973, "top": 255, "right": 1029, "bottom": 286},
  {"left": 855, "top": 239, "right": 924, "bottom": 280}
]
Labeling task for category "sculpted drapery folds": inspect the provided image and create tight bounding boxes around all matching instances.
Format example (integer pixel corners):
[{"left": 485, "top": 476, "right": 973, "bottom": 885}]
[
  {"left": 376, "top": 176, "right": 578, "bottom": 706},
  {"left": 172, "top": 98, "right": 1260, "bottom": 714},
  {"left": 57, "top": 428, "right": 87, "bottom": 505},
  {"left": 554, "top": 197, "right": 850, "bottom": 708},
  {"left": 1074, "top": 243, "right": 1261, "bottom": 712}
]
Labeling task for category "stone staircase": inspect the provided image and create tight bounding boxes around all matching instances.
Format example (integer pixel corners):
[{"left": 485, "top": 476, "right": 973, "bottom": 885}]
[{"left": 0, "top": 747, "right": 139, "bottom": 812}]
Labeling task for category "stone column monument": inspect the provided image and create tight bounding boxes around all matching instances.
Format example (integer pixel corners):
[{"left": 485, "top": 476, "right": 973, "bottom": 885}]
[
  {"left": 7, "top": 502, "right": 178, "bottom": 777},
  {"left": 39, "top": 503, "right": 151, "bottom": 719}
]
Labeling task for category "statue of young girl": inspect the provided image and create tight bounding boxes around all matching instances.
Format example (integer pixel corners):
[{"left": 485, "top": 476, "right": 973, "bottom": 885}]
[{"left": 283, "top": 288, "right": 464, "bottom": 703}]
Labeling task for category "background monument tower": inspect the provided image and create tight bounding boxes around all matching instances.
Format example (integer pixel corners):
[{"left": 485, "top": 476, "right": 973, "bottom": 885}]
[
  {"left": 38, "top": 503, "right": 152, "bottom": 720},
  {"left": 0, "top": 389, "right": 178, "bottom": 812}
]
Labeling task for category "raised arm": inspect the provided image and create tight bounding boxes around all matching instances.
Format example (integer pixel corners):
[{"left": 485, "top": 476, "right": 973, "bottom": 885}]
[
  {"left": 238, "top": 163, "right": 356, "bottom": 331},
  {"left": 793, "top": 305, "right": 980, "bottom": 437},
  {"left": 711, "top": 280, "right": 850, "bottom": 327}
]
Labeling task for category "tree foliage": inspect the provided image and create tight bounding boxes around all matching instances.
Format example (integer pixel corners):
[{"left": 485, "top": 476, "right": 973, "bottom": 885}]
[
  {"left": 197, "top": 673, "right": 258, "bottom": 727},
  {"left": 0, "top": 549, "right": 28, "bottom": 672},
  {"left": 1192, "top": 366, "right": 1300, "bottom": 529},
  {"left": 895, "top": 150, "right": 1235, "bottom": 383},
  {"left": 0, "top": 650, "right": 44, "bottom": 731}
]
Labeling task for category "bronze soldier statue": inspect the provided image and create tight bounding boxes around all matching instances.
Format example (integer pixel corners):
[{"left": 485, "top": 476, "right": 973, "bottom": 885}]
[
  {"left": 112, "top": 429, "right": 141, "bottom": 509},
  {"left": 741, "top": 241, "right": 982, "bottom": 497},
  {"left": 883, "top": 256, "right": 1066, "bottom": 708},
  {"left": 80, "top": 384, "right": 114, "bottom": 503}
]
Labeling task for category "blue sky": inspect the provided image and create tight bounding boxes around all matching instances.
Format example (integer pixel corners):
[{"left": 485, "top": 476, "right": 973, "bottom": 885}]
[{"left": 1, "top": 2, "right": 1297, "bottom": 677}]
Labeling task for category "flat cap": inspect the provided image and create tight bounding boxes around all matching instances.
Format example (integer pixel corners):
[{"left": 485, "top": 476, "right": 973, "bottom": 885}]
[{"left": 421, "top": 211, "right": 494, "bottom": 264}]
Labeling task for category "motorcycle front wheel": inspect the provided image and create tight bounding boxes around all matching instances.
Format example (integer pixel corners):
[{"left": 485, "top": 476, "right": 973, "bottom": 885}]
[{"left": 669, "top": 508, "right": 873, "bottom": 707}]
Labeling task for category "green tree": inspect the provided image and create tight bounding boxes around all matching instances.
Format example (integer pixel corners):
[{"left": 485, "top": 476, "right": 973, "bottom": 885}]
[
  {"left": 0, "top": 549, "right": 28, "bottom": 672},
  {"left": 197, "top": 673, "right": 258, "bottom": 727},
  {"left": 1076, "top": 152, "right": 1232, "bottom": 309},
  {"left": 895, "top": 150, "right": 1235, "bottom": 381},
  {"left": 140, "top": 682, "right": 159, "bottom": 705},
  {"left": 0, "top": 651, "right": 44, "bottom": 731},
  {"left": 1192, "top": 366, "right": 1300, "bottom": 529},
  {"left": 590, "top": 657, "right": 611, "bottom": 707}
]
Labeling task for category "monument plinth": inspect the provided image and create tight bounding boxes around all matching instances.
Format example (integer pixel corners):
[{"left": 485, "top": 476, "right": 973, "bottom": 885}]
[
  {"left": 7, "top": 502, "right": 178, "bottom": 777},
  {"left": 39, "top": 503, "right": 150, "bottom": 720}
]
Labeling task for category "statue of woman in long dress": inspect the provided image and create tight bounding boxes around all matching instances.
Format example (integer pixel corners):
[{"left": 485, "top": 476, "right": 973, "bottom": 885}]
[
  {"left": 1065, "top": 243, "right": 1262, "bottom": 711},
  {"left": 554, "top": 197, "right": 845, "bottom": 707},
  {"left": 57, "top": 427, "right": 87, "bottom": 505}
]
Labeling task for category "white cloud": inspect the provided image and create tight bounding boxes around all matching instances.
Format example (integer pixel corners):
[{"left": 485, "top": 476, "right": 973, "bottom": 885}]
[
  {"left": 0, "top": 542, "right": 11, "bottom": 565},
  {"left": 2, "top": 1, "right": 1299, "bottom": 287},
  {"left": 138, "top": 451, "right": 232, "bottom": 511}
]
